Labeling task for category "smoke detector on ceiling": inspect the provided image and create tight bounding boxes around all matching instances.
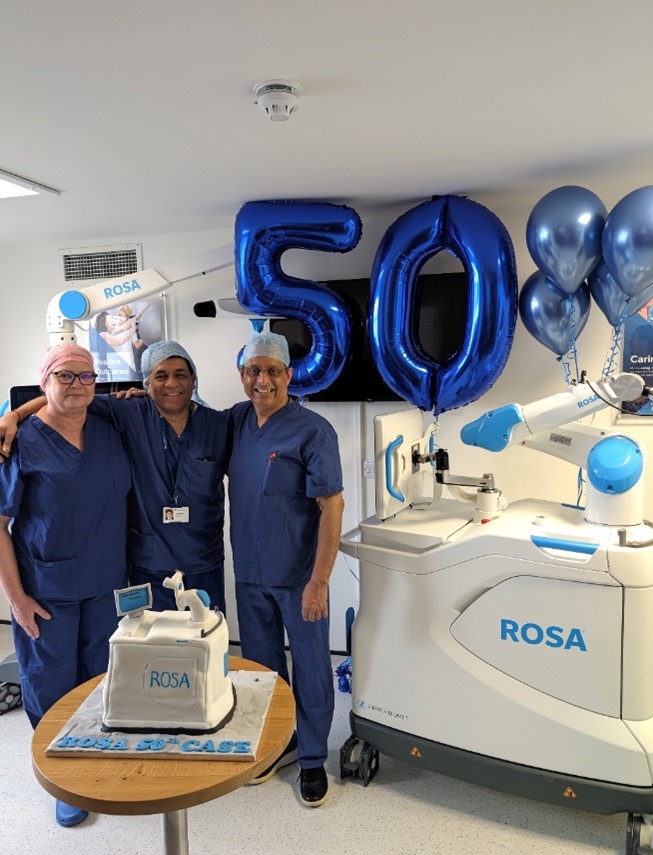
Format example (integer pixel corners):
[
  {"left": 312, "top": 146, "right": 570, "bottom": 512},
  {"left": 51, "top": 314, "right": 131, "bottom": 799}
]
[{"left": 253, "top": 80, "right": 302, "bottom": 122}]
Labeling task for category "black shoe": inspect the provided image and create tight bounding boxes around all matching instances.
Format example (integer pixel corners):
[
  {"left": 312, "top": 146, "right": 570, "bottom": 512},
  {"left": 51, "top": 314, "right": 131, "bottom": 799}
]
[
  {"left": 248, "top": 738, "right": 298, "bottom": 785},
  {"left": 299, "top": 766, "right": 328, "bottom": 807}
]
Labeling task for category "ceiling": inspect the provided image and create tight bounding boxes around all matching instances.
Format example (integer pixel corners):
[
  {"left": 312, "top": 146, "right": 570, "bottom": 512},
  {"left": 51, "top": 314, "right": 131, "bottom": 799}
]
[{"left": 3, "top": 0, "right": 653, "bottom": 247}]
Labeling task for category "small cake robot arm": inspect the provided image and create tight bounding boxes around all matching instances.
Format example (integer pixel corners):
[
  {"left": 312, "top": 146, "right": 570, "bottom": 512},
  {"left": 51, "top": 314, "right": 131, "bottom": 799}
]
[{"left": 163, "top": 571, "right": 214, "bottom": 626}]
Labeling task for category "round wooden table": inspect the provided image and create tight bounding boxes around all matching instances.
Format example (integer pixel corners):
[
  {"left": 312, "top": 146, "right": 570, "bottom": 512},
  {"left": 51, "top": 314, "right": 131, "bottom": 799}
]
[{"left": 32, "top": 657, "right": 295, "bottom": 854}]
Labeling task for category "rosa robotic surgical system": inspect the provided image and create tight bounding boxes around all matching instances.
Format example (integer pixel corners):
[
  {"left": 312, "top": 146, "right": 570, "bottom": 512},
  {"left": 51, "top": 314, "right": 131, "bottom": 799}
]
[{"left": 340, "top": 372, "right": 653, "bottom": 854}]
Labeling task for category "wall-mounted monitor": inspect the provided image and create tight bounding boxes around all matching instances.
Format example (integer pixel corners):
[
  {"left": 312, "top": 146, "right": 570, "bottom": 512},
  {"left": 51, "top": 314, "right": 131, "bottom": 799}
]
[
  {"left": 9, "top": 380, "right": 144, "bottom": 410},
  {"left": 270, "top": 273, "right": 468, "bottom": 403}
]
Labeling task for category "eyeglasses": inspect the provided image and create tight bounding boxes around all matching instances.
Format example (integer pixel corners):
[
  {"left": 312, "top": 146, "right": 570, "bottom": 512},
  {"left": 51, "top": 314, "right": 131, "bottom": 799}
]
[
  {"left": 51, "top": 370, "right": 98, "bottom": 386},
  {"left": 241, "top": 366, "right": 288, "bottom": 378}
]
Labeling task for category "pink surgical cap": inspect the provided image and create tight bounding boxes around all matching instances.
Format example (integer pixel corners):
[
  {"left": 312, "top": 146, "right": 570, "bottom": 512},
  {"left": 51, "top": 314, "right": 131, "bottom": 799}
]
[{"left": 39, "top": 344, "right": 95, "bottom": 391}]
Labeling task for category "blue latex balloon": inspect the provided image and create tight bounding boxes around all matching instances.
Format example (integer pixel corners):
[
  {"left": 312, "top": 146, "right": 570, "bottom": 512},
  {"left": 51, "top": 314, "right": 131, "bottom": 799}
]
[
  {"left": 602, "top": 186, "right": 653, "bottom": 298},
  {"left": 588, "top": 259, "right": 653, "bottom": 327},
  {"left": 519, "top": 271, "right": 590, "bottom": 355},
  {"left": 369, "top": 195, "right": 518, "bottom": 415},
  {"left": 526, "top": 186, "right": 607, "bottom": 295},
  {"left": 235, "top": 200, "right": 362, "bottom": 396}
]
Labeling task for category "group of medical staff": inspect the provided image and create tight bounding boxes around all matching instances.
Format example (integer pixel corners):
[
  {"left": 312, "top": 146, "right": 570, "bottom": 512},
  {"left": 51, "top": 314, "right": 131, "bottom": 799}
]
[{"left": 0, "top": 329, "right": 344, "bottom": 826}]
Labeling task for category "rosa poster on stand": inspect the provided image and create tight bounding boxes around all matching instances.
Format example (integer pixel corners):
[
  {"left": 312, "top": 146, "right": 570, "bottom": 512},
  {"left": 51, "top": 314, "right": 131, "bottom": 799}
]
[{"left": 622, "top": 299, "right": 653, "bottom": 416}]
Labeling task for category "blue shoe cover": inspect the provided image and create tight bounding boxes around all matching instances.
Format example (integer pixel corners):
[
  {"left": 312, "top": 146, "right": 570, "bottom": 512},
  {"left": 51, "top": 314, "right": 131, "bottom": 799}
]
[{"left": 55, "top": 800, "right": 88, "bottom": 828}]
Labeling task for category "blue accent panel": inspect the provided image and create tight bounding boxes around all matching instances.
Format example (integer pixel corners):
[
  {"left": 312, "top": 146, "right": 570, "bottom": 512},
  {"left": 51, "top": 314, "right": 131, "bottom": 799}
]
[
  {"left": 197, "top": 589, "right": 211, "bottom": 607},
  {"left": 587, "top": 436, "right": 643, "bottom": 495},
  {"left": 59, "top": 290, "right": 89, "bottom": 320},
  {"left": 460, "top": 404, "right": 522, "bottom": 451},
  {"left": 530, "top": 535, "right": 599, "bottom": 555},
  {"left": 0, "top": 398, "right": 8, "bottom": 417},
  {"left": 385, "top": 435, "right": 405, "bottom": 502}
]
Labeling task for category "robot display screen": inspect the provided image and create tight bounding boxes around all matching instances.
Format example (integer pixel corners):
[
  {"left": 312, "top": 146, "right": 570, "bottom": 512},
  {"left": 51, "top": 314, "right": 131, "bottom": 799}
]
[{"left": 114, "top": 583, "right": 153, "bottom": 616}]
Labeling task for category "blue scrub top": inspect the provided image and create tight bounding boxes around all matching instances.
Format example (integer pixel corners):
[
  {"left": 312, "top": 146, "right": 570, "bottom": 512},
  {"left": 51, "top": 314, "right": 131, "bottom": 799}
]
[
  {"left": 90, "top": 396, "right": 230, "bottom": 575},
  {"left": 228, "top": 400, "right": 343, "bottom": 586},
  {"left": 0, "top": 414, "right": 131, "bottom": 601}
]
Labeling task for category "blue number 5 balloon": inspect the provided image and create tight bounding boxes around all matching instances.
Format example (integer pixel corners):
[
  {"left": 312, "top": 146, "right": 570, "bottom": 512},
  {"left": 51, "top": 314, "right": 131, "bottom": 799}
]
[
  {"left": 369, "top": 196, "right": 518, "bottom": 415},
  {"left": 235, "top": 200, "right": 362, "bottom": 395}
]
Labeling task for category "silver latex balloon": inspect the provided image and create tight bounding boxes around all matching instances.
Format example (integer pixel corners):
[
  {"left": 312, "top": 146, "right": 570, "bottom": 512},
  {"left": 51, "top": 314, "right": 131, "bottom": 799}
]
[
  {"left": 588, "top": 258, "right": 653, "bottom": 327},
  {"left": 526, "top": 186, "right": 607, "bottom": 295},
  {"left": 602, "top": 186, "right": 653, "bottom": 298},
  {"left": 519, "top": 270, "right": 590, "bottom": 355}
]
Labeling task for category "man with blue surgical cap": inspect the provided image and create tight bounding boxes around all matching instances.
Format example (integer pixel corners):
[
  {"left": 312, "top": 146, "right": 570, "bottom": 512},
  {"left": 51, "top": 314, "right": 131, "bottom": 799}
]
[
  {"left": 228, "top": 330, "right": 344, "bottom": 807},
  {"left": 2, "top": 340, "right": 230, "bottom": 613}
]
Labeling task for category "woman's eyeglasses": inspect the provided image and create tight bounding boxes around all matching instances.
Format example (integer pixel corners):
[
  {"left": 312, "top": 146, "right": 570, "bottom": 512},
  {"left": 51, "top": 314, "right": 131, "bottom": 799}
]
[{"left": 51, "top": 370, "right": 98, "bottom": 386}]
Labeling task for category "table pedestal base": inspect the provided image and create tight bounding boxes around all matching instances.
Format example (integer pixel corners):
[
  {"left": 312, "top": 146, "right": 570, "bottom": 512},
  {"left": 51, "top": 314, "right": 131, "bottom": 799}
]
[{"left": 163, "top": 808, "right": 189, "bottom": 855}]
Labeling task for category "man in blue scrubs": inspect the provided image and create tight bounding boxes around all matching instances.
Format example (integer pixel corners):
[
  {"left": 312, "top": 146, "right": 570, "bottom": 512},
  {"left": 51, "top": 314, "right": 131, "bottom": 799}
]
[
  {"left": 228, "top": 331, "right": 344, "bottom": 807},
  {"left": 3, "top": 341, "right": 230, "bottom": 613}
]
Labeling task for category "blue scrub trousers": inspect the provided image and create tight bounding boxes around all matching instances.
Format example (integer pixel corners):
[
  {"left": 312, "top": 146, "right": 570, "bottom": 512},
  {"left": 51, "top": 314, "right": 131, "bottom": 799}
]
[
  {"left": 12, "top": 591, "right": 118, "bottom": 729},
  {"left": 236, "top": 582, "right": 334, "bottom": 769}
]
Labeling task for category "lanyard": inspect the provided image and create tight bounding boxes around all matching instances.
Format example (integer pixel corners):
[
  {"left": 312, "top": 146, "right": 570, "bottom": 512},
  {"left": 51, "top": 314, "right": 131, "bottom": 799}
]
[{"left": 161, "top": 421, "right": 192, "bottom": 506}]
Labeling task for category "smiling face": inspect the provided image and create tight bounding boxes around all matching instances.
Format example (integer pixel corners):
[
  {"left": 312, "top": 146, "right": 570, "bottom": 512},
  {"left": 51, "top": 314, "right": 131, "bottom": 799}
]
[
  {"left": 44, "top": 359, "right": 96, "bottom": 416},
  {"left": 145, "top": 356, "right": 196, "bottom": 418},
  {"left": 240, "top": 356, "right": 292, "bottom": 422}
]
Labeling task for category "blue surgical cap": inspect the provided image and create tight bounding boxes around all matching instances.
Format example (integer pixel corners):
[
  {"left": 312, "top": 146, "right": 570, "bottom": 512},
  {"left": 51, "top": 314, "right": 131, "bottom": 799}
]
[
  {"left": 241, "top": 331, "right": 290, "bottom": 367},
  {"left": 141, "top": 340, "right": 198, "bottom": 380}
]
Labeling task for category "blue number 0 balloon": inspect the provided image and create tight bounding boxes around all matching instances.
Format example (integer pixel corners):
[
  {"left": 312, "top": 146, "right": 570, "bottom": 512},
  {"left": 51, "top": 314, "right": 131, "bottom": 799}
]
[
  {"left": 369, "top": 196, "right": 518, "bottom": 414},
  {"left": 235, "top": 200, "right": 362, "bottom": 395}
]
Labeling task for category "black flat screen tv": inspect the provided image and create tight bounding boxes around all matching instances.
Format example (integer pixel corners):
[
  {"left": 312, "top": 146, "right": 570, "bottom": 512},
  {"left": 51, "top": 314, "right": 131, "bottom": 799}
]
[
  {"left": 8, "top": 380, "right": 144, "bottom": 409},
  {"left": 270, "top": 273, "right": 468, "bottom": 402}
]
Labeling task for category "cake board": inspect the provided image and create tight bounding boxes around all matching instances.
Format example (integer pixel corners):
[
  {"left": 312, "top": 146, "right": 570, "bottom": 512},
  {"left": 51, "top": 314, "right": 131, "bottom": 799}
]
[{"left": 46, "top": 670, "right": 277, "bottom": 760}]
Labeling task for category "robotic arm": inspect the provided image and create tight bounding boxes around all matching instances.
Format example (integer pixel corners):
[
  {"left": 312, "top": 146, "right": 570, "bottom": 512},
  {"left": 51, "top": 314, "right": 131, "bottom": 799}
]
[
  {"left": 460, "top": 373, "right": 646, "bottom": 455},
  {"left": 461, "top": 372, "right": 649, "bottom": 528},
  {"left": 46, "top": 244, "right": 234, "bottom": 344}
]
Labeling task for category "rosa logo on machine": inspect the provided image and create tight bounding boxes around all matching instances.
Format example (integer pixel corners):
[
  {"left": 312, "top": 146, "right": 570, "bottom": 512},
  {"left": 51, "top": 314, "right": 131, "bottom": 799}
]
[
  {"left": 103, "top": 279, "right": 143, "bottom": 299},
  {"left": 500, "top": 619, "right": 587, "bottom": 651},
  {"left": 577, "top": 394, "right": 599, "bottom": 409}
]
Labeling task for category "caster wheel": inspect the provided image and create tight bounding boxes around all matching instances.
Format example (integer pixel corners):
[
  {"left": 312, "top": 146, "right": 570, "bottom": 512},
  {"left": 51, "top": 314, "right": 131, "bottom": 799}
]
[
  {"left": 626, "top": 813, "right": 642, "bottom": 855},
  {"left": 340, "top": 735, "right": 360, "bottom": 779},
  {"left": 0, "top": 682, "right": 22, "bottom": 715},
  {"left": 359, "top": 742, "right": 380, "bottom": 787}
]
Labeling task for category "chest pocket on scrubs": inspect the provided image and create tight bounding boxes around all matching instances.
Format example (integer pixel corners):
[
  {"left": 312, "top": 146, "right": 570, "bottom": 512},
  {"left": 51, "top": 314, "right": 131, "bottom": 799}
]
[
  {"left": 109, "top": 452, "right": 131, "bottom": 494},
  {"left": 262, "top": 455, "right": 305, "bottom": 497},
  {"left": 183, "top": 457, "right": 221, "bottom": 498}
]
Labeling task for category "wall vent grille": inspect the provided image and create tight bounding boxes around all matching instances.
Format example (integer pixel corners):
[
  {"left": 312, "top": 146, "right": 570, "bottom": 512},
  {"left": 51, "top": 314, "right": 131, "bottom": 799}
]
[{"left": 58, "top": 243, "right": 142, "bottom": 284}]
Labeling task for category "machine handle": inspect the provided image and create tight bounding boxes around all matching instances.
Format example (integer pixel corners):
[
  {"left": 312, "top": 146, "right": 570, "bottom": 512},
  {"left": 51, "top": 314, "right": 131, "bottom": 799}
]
[
  {"left": 339, "top": 526, "right": 362, "bottom": 557},
  {"left": 385, "top": 435, "right": 405, "bottom": 501}
]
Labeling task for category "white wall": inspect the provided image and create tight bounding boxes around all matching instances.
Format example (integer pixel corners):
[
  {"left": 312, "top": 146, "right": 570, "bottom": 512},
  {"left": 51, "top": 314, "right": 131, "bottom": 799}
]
[{"left": 1, "top": 204, "right": 651, "bottom": 649}]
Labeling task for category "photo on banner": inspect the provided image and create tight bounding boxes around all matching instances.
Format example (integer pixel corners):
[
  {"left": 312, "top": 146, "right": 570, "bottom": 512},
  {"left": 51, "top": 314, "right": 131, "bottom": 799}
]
[
  {"left": 620, "top": 297, "right": 653, "bottom": 418},
  {"left": 77, "top": 295, "right": 167, "bottom": 383}
]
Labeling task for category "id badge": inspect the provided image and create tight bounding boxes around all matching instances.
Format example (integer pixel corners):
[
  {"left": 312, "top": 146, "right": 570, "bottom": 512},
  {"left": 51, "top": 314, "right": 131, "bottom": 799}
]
[{"left": 163, "top": 506, "right": 190, "bottom": 524}]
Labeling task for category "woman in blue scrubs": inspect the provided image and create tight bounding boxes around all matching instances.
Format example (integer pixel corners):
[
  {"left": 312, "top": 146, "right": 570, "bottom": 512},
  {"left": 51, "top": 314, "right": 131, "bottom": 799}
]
[{"left": 0, "top": 344, "right": 130, "bottom": 828}]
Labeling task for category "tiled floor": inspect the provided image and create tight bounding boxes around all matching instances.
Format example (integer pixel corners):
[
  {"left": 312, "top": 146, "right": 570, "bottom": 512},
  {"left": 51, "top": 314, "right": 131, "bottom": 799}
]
[{"left": 0, "top": 623, "right": 628, "bottom": 854}]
